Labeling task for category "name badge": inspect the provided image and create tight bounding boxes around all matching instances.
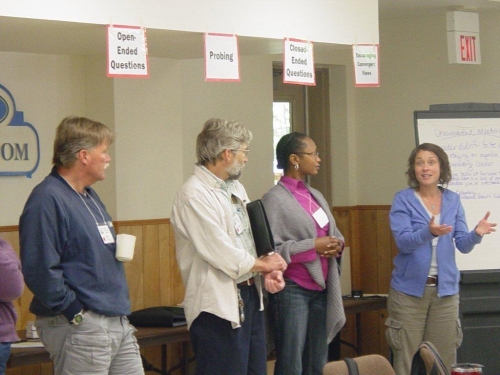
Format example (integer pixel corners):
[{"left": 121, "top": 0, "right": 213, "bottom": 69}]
[
  {"left": 312, "top": 207, "right": 329, "bottom": 228},
  {"left": 98, "top": 224, "right": 115, "bottom": 244},
  {"left": 233, "top": 211, "right": 244, "bottom": 234}
]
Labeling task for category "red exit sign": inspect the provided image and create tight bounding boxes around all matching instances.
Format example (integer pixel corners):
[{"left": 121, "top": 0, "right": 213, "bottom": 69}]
[
  {"left": 460, "top": 35, "right": 477, "bottom": 62},
  {"left": 447, "top": 31, "right": 481, "bottom": 65}
]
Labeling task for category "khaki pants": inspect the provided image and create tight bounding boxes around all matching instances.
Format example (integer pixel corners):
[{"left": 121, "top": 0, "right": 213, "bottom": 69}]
[
  {"left": 385, "top": 287, "right": 462, "bottom": 375},
  {"left": 36, "top": 311, "right": 144, "bottom": 375}
]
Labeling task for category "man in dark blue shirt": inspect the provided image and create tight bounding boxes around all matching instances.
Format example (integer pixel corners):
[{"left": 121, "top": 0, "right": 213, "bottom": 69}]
[{"left": 20, "top": 116, "right": 144, "bottom": 375}]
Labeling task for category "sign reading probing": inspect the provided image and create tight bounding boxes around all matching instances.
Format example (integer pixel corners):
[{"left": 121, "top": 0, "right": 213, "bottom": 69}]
[{"left": 204, "top": 33, "right": 240, "bottom": 82}]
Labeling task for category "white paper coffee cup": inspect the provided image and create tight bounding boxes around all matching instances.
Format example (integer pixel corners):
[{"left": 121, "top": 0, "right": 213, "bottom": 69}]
[{"left": 116, "top": 234, "right": 136, "bottom": 262}]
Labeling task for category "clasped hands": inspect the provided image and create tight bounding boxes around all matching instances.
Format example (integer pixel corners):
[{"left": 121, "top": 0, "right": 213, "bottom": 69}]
[
  {"left": 429, "top": 211, "right": 497, "bottom": 237},
  {"left": 260, "top": 252, "right": 287, "bottom": 294},
  {"left": 315, "top": 236, "right": 343, "bottom": 258}
]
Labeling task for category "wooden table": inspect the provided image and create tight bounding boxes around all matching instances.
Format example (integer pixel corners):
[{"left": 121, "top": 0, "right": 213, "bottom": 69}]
[
  {"left": 342, "top": 296, "right": 388, "bottom": 355},
  {"left": 8, "top": 325, "right": 190, "bottom": 374}
]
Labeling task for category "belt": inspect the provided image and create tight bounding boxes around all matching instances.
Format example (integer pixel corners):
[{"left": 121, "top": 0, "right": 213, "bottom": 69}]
[
  {"left": 426, "top": 275, "right": 438, "bottom": 286},
  {"left": 237, "top": 277, "right": 255, "bottom": 287}
]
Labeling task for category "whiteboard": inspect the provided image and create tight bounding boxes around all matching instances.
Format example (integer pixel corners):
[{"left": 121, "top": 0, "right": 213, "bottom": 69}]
[{"left": 415, "top": 109, "right": 500, "bottom": 271}]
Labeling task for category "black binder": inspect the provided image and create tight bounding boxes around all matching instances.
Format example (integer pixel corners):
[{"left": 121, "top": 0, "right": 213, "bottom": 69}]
[
  {"left": 127, "top": 306, "right": 186, "bottom": 327},
  {"left": 246, "top": 199, "right": 275, "bottom": 257}
]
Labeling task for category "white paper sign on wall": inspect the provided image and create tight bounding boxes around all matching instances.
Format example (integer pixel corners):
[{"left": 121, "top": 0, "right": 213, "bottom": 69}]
[
  {"left": 353, "top": 44, "right": 380, "bottom": 87},
  {"left": 205, "top": 33, "right": 240, "bottom": 82},
  {"left": 107, "top": 25, "right": 149, "bottom": 78},
  {"left": 283, "top": 38, "right": 315, "bottom": 86}
]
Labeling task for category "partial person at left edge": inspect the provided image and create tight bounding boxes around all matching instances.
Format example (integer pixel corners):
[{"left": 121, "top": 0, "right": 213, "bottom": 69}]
[
  {"left": 0, "top": 238, "right": 24, "bottom": 375},
  {"left": 19, "top": 116, "right": 145, "bottom": 375}
]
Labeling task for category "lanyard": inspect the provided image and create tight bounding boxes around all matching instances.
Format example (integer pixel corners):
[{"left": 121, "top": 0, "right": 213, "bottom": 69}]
[
  {"left": 60, "top": 175, "right": 106, "bottom": 225},
  {"left": 294, "top": 189, "right": 319, "bottom": 214}
]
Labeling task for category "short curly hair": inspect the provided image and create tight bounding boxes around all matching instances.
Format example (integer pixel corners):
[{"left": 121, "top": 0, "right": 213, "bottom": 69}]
[
  {"left": 196, "top": 118, "right": 252, "bottom": 165},
  {"left": 406, "top": 143, "right": 452, "bottom": 188}
]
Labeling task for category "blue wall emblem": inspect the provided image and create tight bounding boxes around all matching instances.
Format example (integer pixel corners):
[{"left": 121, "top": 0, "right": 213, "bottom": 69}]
[{"left": 0, "top": 84, "right": 40, "bottom": 178}]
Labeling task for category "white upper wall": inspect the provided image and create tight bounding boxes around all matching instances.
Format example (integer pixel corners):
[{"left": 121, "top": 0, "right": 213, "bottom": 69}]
[{"left": 1, "top": 0, "right": 379, "bottom": 46}]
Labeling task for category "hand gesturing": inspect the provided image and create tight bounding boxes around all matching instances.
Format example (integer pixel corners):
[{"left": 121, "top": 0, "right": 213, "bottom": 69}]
[
  {"left": 429, "top": 215, "right": 453, "bottom": 237},
  {"left": 475, "top": 211, "right": 497, "bottom": 236}
]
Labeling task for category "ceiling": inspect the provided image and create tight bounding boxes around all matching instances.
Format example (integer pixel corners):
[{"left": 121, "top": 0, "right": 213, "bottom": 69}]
[
  {"left": 1, "top": 1, "right": 500, "bottom": 59},
  {"left": 379, "top": 0, "right": 500, "bottom": 19}
]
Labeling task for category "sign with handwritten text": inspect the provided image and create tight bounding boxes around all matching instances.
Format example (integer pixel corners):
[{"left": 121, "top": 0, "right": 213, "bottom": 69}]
[
  {"left": 107, "top": 25, "right": 149, "bottom": 78},
  {"left": 417, "top": 116, "right": 500, "bottom": 270}
]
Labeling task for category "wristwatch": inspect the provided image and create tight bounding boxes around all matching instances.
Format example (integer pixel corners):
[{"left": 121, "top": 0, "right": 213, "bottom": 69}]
[{"left": 70, "top": 310, "right": 85, "bottom": 325}]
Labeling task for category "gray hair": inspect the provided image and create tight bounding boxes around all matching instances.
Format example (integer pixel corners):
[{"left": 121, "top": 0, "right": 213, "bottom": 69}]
[
  {"left": 196, "top": 118, "right": 252, "bottom": 165},
  {"left": 52, "top": 116, "right": 114, "bottom": 168}
]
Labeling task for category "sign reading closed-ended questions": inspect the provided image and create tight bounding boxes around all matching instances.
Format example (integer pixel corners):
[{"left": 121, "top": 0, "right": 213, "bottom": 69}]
[{"left": 283, "top": 38, "right": 315, "bottom": 86}]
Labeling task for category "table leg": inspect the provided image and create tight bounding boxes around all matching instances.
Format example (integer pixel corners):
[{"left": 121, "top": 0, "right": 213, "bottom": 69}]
[
  {"left": 161, "top": 344, "right": 167, "bottom": 374},
  {"left": 356, "top": 312, "right": 362, "bottom": 355},
  {"left": 183, "top": 342, "right": 190, "bottom": 375}
]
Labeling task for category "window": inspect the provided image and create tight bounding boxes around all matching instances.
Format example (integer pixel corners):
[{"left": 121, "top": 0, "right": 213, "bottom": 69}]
[{"left": 272, "top": 101, "right": 291, "bottom": 184}]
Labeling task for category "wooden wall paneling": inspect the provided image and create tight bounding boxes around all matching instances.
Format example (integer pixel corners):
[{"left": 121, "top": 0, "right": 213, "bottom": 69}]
[
  {"left": 332, "top": 208, "right": 351, "bottom": 247},
  {"left": 349, "top": 209, "right": 361, "bottom": 289},
  {"left": 375, "top": 209, "right": 391, "bottom": 358},
  {"left": 167, "top": 224, "right": 185, "bottom": 306},
  {"left": 351, "top": 207, "right": 392, "bottom": 357},
  {"left": 142, "top": 224, "right": 161, "bottom": 308},
  {"left": 161, "top": 222, "right": 188, "bottom": 372},
  {"left": 159, "top": 222, "right": 172, "bottom": 306},
  {"left": 357, "top": 209, "right": 379, "bottom": 293},
  {"left": 120, "top": 225, "right": 145, "bottom": 311},
  {"left": 376, "top": 209, "right": 392, "bottom": 294},
  {"left": 333, "top": 207, "right": 358, "bottom": 358}
]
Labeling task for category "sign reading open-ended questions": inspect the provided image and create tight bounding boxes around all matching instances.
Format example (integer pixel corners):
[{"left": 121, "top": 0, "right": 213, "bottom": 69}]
[
  {"left": 416, "top": 112, "right": 500, "bottom": 270},
  {"left": 107, "top": 25, "right": 149, "bottom": 78}
]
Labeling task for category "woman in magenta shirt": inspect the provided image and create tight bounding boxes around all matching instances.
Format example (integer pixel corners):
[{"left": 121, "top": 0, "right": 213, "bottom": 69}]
[{"left": 262, "top": 132, "right": 345, "bottom": 375}]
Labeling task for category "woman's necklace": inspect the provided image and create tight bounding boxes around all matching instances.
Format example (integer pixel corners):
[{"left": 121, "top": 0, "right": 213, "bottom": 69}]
[{"left": 419, "top": 190, "right": 441, "bottom": 213}]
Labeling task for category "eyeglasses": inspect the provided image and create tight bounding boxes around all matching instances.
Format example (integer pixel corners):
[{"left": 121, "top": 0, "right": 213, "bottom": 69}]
[
  {"left": 296, "top": 151, "right": 320, "bottom": 157},
  {"left": 230, "top": 149, "right": 250, "bottom": 154}
]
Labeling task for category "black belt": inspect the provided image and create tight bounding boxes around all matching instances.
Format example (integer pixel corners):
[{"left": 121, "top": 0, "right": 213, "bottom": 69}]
[
  {"left": 237, "top": 277, "right": 255, "bottom": 286},
  {"left": 426, "top": 276, "right": 438, "bottom": 286}
]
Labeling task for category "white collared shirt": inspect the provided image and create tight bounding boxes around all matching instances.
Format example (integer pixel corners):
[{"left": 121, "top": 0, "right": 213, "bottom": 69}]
[{"left": 171, "top": 164, "right": 263, "bottom": 329}]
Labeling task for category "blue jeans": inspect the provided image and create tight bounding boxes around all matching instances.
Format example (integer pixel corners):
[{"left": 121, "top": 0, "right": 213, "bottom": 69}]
[
  {"left": 269, "top": 279, "right": 328, "bottom": 375},
  {"left": 0, "top": 342, "right": 11, "bottom": 375},
  {"left": 190, "top": 284, "right": 267, "bottom": 375}
]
